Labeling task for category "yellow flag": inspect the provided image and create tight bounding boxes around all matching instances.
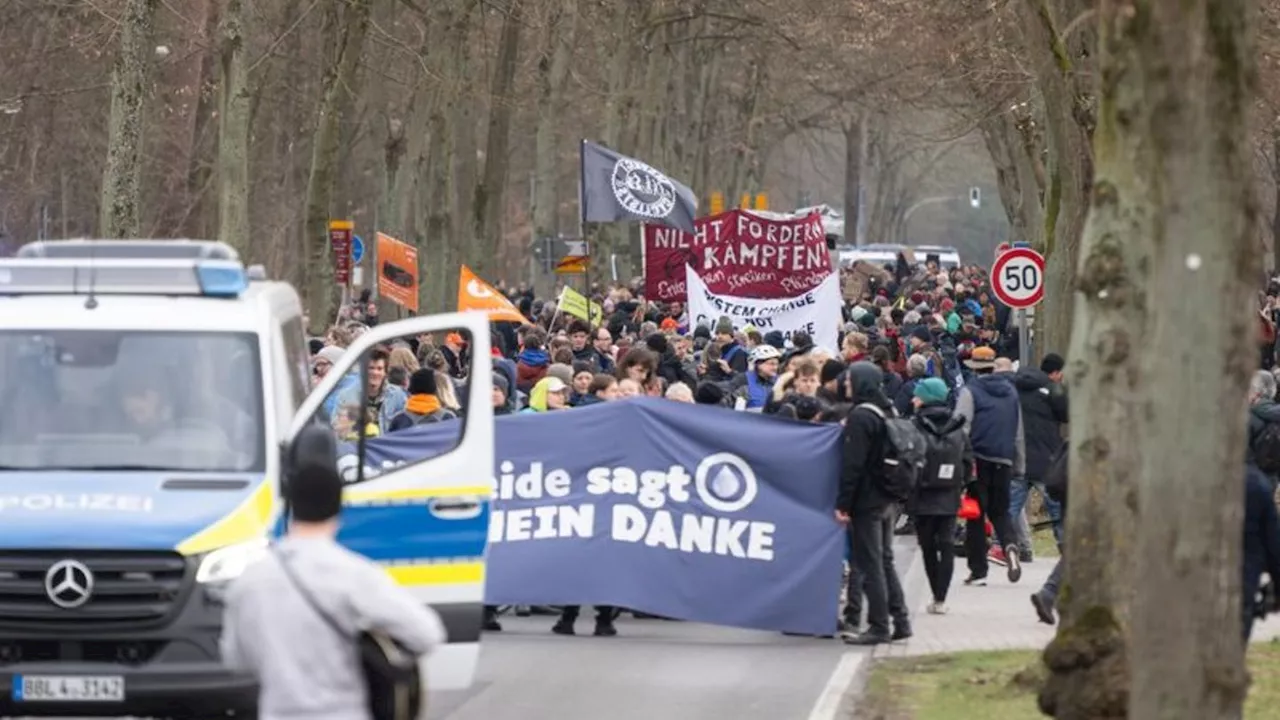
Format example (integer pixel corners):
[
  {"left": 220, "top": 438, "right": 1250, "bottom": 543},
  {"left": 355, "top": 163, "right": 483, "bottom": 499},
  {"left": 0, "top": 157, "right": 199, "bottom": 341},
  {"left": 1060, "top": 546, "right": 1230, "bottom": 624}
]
[{"left": 557, "top": 286, "right": 603, "bottom": 325}]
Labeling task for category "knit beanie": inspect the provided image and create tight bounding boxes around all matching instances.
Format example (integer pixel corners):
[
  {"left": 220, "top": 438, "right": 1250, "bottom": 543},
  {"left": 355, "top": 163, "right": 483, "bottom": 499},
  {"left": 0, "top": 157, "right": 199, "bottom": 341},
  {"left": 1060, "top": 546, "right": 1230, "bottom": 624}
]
[
  {"left": 714, "top": 316, "right": 735, "bottom": 336},
  {"left": 914, "top": 377, "right": 950, "bottom": 405}
]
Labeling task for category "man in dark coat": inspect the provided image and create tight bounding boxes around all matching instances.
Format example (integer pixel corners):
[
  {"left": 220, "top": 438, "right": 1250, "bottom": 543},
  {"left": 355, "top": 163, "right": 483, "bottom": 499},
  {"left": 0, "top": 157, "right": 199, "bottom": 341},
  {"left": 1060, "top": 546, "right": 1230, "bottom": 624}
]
[
  {"left": 836, "top": 362, "right": 911, "bottom": 645},
  {"left": 1010, "top": 353, "right": 1069, "bottom": 561}
]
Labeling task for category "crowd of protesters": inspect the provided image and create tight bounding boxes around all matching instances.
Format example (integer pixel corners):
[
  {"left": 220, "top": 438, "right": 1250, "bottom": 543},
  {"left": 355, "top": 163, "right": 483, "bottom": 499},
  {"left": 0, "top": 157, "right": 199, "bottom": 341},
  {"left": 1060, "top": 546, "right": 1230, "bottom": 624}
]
[{"left": 302, "top": 255, "right": 1280, "bottom": 645}]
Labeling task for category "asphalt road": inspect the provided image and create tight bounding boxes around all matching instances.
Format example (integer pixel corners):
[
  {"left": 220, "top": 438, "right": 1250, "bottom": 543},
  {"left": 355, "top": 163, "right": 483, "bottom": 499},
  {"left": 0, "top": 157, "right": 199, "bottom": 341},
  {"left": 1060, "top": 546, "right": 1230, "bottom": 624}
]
[
  {"left": 38, "top": 540, "right": 923, "bottom": 720},
  {"left": 428, "top": 615, "right": 854, "bottom": 720}
]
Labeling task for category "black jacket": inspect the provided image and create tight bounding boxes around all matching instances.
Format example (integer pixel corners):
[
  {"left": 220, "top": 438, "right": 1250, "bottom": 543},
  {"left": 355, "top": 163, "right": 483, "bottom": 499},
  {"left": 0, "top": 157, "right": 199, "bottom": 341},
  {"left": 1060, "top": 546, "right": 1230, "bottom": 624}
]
[
  {"left": 1244, "top": 463, "right": 1280, "bottom": 633},
  {"left": 1247, "top": 401, "right": 1280, "bottom": 470},
  {"left": 1014, "top": 369, "right": 1068, "bottom": 482},
  {"left": 837, "top": 388, "right": 895, "bottom": 515},
  {"left": 907, "top": 404, "right": 971, "bottom": 517},
  {"left": 655, "top": 349, "right": 696, "bottom": 389}
]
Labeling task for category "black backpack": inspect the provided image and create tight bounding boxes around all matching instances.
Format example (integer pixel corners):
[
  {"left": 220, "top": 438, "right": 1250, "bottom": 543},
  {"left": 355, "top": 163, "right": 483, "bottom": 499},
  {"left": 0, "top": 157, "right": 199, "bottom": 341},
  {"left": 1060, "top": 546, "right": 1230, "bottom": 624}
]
[
  {"left": 1253, "top": 420, "right": 1280, "bottom": 475},
  {"left": 914, "top": 415, "right": 968, "bottom": 490},
  {"left": 1043, "top": 445, "right": 1069, "bottom": 506},
  {"left": 857, "top": 403, "right": 927, "bottom": 502}
]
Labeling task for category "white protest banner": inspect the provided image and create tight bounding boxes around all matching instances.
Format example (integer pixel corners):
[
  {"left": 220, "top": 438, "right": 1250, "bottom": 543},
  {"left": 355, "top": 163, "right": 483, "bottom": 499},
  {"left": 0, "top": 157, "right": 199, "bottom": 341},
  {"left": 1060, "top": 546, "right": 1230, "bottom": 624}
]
[{"left": 686, "top": 265, "right": 841, "bottom": 354}]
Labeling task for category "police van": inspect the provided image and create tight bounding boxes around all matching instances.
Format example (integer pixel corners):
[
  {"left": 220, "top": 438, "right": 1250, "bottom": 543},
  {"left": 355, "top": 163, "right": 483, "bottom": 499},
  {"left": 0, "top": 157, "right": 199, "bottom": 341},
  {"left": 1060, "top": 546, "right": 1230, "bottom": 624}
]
[{"left": 0, "top": 240, "right": 493, "bottom": 718}]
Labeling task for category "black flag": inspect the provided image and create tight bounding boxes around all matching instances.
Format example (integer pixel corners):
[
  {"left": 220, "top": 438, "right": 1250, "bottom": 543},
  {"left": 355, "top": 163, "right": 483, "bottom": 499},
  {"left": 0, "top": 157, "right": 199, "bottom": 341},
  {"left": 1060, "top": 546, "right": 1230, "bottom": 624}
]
[{"left": 579, "top": 140, "right": 698, "bottom": 234}]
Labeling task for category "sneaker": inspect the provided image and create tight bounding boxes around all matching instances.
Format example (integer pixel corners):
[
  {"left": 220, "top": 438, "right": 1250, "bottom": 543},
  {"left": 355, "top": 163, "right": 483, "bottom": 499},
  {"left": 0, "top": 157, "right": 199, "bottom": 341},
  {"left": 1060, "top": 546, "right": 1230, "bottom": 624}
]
[
  {"left": 927, "top": 602, "right": 949, "bottom": 615},
  {"left": 593, "top": 622, "right": 618, "bottom": 637},
  {"left": 839, "top": 617, "right": 862, "bottom": 634},
  {"left": 987, "top": 545, "right": 1008, "bottom": 567},
  {"left": 1019, "top": 548, "right": 1034, "bottom": 564},
  {"left": 551, "top": 620, "right": 575, "bottom": 636},
  {"left": 964, "top": 573, "right": 988, "bottom": 586},
  {"left": 841, "top": 631, "right": 891, "bottom": 646},
  {"left": 482, "top": 617, "right": 502, "bottom": 632},
  {"left": 1031, "top": 593, "right": 1057, "bottom": 625},
  {"left": 1005, "top": 544, "right": 1023, "bottom": 583},
  {"left": 891, "top": 623, "right": 912, "bottom": 641}
]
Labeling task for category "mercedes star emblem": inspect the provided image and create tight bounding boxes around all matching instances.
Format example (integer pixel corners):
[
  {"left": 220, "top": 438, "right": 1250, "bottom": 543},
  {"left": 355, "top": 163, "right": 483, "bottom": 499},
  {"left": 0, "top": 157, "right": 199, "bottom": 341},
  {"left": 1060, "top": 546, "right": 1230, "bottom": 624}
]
[{"left": 44, "top": 559, "right": 94, "bottom": 609}]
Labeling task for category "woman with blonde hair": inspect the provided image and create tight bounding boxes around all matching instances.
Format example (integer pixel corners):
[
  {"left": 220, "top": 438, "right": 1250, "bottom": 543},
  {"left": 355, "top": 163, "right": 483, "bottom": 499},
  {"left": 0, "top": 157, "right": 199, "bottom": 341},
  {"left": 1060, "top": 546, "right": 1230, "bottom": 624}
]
[{"left": 435, "top": 370, "right": 462, "bottom": 413}]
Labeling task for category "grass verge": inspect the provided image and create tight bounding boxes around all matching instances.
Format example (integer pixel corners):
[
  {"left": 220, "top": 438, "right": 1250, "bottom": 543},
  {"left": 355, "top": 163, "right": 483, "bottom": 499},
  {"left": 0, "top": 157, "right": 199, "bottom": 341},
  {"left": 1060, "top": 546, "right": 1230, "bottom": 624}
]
[{"left": 854, "top": 641, "right": 1280, "bottom": 719}]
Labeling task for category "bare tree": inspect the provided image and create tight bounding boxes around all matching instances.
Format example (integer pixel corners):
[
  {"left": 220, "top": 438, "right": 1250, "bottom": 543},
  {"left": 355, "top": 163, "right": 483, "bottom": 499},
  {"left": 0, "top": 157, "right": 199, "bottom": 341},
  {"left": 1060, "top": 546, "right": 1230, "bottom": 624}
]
[
  {"left": 217, "top": 0, "right": 251, "bottom": 257},
  {"left": 301, "top": 0, "right": 372, "bottom": 330},
  {"left": 101, "top": 0, "right": 161, "bottom": 238}
]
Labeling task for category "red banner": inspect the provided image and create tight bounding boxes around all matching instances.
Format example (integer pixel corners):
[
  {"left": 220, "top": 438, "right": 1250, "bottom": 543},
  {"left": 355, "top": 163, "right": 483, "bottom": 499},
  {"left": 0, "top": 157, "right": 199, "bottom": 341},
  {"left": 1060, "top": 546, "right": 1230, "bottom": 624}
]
[{"left": 643, "top": 209, "right": 832, "bottom": 302}]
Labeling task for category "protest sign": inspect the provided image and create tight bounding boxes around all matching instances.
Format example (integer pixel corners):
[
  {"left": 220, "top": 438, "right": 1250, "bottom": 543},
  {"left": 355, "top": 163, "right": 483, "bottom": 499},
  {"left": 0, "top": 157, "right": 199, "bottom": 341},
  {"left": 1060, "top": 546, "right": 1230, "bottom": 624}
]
[
  {"left": 685, "top": 266, "right": 841, "bottom": 353},
  {"left": 643, "top": 209, "right": 832, "bottom": 302},
  {"left": 339, "top": 398, "right": 844, "bottom": 636}
]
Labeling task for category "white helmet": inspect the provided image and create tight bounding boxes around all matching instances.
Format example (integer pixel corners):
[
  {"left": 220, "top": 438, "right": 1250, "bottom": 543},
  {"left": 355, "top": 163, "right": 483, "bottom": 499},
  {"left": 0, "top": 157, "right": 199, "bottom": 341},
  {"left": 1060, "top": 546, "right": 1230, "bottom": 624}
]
[{"left": 750, "top": 345, "right": 781, "bottom": 364}]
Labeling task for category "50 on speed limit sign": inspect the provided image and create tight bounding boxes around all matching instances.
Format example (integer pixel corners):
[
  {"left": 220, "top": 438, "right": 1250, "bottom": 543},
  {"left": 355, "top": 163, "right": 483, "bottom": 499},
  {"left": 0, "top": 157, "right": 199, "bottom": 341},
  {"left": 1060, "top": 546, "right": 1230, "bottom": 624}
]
[{"left": 990, "top": 247, "right": 1045, "bottom": 308}]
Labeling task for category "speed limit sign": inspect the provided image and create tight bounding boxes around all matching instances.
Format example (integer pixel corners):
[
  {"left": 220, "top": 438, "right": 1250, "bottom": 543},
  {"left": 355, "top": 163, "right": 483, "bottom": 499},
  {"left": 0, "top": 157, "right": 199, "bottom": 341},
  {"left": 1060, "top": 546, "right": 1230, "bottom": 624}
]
[{"left": 990, "top": 247, "right": 1045, "bottom": 308}]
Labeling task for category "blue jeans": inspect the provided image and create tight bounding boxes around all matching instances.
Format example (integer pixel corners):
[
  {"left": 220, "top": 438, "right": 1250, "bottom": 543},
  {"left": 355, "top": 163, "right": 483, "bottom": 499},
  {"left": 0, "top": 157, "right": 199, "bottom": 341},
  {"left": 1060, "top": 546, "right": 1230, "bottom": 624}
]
[{"left": 1009, "top": 476, "right": 1062, "bottom": 552}]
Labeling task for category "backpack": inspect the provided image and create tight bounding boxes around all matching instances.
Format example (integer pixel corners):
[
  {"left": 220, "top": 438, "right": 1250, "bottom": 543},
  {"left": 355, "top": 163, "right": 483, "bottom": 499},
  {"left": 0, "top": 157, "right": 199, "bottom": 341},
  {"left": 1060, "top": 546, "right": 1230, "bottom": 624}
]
[
  {"left": 914, "top": 416, "right": 968, "bottom": 491},
  {"left": 857, "top": 403, "right": 927, "bottom": 502},
  {"left": 414, "top": 408, "right": 456, "bottom": 425},
  {"left": 1043, "top": 445, "right": 1069, "bottom": 506},
  {"left": 1253, "top": 420, "right": 1280, "bottom": 475}
]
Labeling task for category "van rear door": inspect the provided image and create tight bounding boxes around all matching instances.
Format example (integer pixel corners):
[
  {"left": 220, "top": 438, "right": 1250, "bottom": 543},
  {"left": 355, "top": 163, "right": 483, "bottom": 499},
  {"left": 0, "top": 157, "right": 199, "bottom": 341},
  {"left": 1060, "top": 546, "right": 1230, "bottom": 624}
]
[{"left": 286, "top": 311, "right": 493, "bottom": 690}]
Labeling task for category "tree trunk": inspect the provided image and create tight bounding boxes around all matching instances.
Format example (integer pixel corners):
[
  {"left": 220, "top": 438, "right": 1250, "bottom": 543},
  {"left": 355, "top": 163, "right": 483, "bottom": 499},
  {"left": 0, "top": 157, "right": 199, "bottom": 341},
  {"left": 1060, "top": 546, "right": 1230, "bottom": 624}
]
[
  {"left": 843, "top": 109, "right": 866, "bottom": 245},
  {"left": 100, "top": 0, "right": 160, "bottom": 238},
  {"left": 1036, "top": 2, "right": 1146, "bottom": 717},
  {"left": 469, "top": 0, "right": 522, "bottom": 277},
  {"left": 1271, "top": 125, "right": 1280, "bottom": 273},
  {"left": 1128, "top": 1, "right": 1255, "bottom": 717},
  {"left": 532, "top": 0, "right": 577, "bottom": 245},
  {"left": 1017, "top": 0, "right": 1095, "bottom": 360},
  {"left": 301, "top": 0, "right": 371, "bottom": 332},
  {"left": 978, "top": 105, "right": 1045, "bottom": 249},
  {"left": 216, "top": 0, "right": 251, "bottom": 258}
]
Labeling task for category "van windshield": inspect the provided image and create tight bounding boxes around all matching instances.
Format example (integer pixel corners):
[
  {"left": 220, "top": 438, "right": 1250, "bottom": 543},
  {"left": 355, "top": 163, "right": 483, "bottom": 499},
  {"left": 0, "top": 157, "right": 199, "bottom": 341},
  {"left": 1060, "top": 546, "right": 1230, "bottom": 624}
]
[{"left": 0, "top": 330, "right": 264, "bottom": 472}]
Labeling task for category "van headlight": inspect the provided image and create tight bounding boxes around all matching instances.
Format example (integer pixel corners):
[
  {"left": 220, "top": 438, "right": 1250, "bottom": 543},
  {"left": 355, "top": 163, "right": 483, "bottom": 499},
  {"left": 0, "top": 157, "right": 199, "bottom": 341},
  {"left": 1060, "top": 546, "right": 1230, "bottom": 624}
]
[{"left": 196, "top": 538, "right": 269, "bottom": 584}]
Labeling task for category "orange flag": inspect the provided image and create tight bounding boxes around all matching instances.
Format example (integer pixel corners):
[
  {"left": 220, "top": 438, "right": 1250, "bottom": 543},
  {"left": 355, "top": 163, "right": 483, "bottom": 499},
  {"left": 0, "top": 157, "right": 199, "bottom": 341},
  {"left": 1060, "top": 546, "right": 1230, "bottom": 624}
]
[{"left": 457, "top": 266, "right": 527, "bottom": 323}]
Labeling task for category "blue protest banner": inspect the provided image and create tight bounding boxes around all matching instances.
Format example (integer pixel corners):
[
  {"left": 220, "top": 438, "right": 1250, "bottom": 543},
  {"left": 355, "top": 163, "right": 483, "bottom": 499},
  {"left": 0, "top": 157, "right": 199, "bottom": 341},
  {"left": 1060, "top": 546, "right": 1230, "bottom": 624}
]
[{"left": 341, "top": 398, "right": 845, "bottom": 636}]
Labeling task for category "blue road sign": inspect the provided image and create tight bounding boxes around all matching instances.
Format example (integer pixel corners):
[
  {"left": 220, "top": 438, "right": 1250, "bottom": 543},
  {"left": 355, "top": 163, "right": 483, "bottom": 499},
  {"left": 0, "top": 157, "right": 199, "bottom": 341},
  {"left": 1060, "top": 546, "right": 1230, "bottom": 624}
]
[
  {"left": 1012, "top": 240, "right": 1031, "bottom": 249},
  {"left": 351, "top": 235, "right": 365, "bottom": 264}
]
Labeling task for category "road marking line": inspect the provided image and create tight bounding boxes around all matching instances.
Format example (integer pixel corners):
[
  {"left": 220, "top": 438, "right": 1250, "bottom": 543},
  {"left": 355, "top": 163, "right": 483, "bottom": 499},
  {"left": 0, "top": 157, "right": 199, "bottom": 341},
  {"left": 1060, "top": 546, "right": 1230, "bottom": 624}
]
[{"left": 806, "top": 651, "right": 866, "bottom": 720}]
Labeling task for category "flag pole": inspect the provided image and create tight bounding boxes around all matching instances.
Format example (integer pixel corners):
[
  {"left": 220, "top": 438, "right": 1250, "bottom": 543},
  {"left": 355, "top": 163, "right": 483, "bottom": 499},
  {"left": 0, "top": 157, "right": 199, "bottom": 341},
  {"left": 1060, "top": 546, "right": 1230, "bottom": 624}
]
[{"left": 579, "top": 138, "right": 593, "bottom": 331}]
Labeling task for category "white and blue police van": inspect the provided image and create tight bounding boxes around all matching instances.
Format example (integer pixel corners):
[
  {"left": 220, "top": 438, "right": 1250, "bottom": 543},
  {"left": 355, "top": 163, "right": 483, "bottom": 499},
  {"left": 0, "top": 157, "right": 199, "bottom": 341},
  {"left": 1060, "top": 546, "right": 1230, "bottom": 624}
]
[{"left": 0, "top": 240, "right": 493, "bottom": 718}]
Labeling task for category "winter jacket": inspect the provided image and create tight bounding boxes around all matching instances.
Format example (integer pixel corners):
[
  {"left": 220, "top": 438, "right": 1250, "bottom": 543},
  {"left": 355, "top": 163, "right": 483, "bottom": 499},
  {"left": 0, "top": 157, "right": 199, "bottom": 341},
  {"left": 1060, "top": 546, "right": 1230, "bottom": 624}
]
[
  {"left": 907, "top": 404, "right": 972, "bottom": 517},
  {"left": 954, "top": 373, "right": 1025, "bottom": 474},
  {"left": 1247, "top": 401, "right": 1280, "bottom": 472},
  {"left": 1243, "top": 463, "right": 1280, "bottom": 639},
  {"left": 735, "top": 370, "right": 773, "bottom": 410},
  {"left": 720, "top": 342, "right": 749, "bottom": 374},
  {"left": 655, "top": 349, "right": 697, "bottom": 389},
  {"left": 1014, "top": 368, "right": 1069, "bottom": 483},
  {"left": 837, "top": 370, "right": 896, "bottom": 515},
  {"left": 572, "top": 346, "right": 615, "bottom": 375}
]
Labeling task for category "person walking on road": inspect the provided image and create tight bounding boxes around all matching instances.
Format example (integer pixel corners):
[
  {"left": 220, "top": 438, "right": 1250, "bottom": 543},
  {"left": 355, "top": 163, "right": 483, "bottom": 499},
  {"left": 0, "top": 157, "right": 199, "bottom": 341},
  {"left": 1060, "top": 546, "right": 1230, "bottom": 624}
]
[
  {"left": 909, "top": 378, "right": 971, "bottom": 615},
  {"left": 953, "top": 345, "right": 1026, "bottom": 585},
  {"left": 836, "top": 361, "right": 911, "bottom": 646}
]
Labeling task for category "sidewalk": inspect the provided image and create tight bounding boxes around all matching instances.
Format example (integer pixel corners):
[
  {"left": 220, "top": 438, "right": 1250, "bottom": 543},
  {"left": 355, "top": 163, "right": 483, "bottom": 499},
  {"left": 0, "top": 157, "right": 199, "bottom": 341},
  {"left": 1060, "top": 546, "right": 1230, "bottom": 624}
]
[{"left": 876, "top": 552, "right": 1280, "bottom": 660}]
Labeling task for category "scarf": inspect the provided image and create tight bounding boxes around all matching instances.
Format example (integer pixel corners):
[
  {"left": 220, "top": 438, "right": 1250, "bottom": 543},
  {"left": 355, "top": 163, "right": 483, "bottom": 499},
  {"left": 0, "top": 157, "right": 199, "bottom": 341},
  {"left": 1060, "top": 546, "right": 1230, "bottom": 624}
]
[{"left": 406, "top": 394, "right": 441, "bottom": 416}]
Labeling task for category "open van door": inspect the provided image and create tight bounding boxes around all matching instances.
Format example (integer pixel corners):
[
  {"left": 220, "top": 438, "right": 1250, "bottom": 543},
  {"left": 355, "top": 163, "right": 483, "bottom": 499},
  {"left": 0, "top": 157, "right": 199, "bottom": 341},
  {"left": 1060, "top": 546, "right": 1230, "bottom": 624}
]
[{"left": 284, "top": 311, "right": 493, "bottom": 690}]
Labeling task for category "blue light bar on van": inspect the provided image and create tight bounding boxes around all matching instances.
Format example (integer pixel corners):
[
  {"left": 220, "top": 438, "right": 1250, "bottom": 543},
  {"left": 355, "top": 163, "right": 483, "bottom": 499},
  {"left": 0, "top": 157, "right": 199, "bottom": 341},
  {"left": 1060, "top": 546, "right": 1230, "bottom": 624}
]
[{"left": 0, "top": 258, "right": 249, "bottom": 299}]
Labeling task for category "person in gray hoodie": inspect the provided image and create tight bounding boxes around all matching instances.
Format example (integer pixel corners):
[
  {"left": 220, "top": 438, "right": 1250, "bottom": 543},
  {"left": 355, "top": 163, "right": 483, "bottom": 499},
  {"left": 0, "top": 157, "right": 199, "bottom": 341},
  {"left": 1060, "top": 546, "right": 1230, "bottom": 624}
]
[
  {"left": 221, "top": 428, "right": 445, "bottom": 720},
  {"left": 952, "top": 345, "right": 1026, "bottom": 585}
]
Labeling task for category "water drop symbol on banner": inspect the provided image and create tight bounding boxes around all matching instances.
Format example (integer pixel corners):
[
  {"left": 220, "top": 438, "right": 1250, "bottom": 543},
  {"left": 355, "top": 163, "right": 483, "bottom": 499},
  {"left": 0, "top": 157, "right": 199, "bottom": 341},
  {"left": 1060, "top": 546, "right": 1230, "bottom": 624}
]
[{"left": 711, "top": 466, "right": 742, "bottom": 499}]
